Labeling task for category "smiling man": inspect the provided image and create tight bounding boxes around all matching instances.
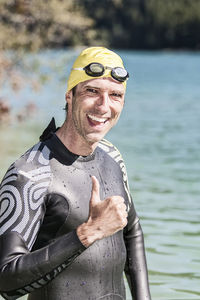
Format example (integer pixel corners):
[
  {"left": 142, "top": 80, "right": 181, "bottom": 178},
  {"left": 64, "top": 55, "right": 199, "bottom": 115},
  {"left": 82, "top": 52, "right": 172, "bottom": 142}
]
[
  {"left": 0, "top": 47, "right": 151, "bottom": 300},
  {"left": 57, "top": 77, "right": 125, "bottom": 155}
]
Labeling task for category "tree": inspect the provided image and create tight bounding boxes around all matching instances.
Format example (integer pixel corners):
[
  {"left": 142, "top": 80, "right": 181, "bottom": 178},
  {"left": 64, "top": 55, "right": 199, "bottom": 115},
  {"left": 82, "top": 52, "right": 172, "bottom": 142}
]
[{"left": 0, "top": 0, "right": 95, "bottom": 50}]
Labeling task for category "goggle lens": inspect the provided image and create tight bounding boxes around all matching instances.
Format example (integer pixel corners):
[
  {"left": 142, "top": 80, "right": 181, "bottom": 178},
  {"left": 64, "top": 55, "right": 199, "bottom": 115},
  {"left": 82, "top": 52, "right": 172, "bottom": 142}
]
[
  {"left": 85, "top": 63, "right": 104, "bottom": 77},
  {"left": 111, "top": 67, "right": 129, "bottom": 82}
]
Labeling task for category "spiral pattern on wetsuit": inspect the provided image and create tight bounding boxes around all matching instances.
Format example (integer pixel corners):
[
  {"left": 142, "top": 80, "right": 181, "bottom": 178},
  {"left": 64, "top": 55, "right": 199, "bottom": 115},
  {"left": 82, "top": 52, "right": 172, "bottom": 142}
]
[
  {"left": 0, "top": 143, "right": 52, "bottom": 249},
  {"left": 0, "top": 170, "right": 22, "bottom": 235}
]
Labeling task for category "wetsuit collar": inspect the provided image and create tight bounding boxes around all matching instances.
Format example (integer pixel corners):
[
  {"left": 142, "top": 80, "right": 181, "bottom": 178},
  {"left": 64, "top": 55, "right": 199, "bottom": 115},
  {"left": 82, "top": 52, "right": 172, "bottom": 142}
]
[
  {"left": 47, "top": 133, "right": 96, "bottom": 164},
  {"left": 41, "top": 119, "right": 96, "bottom": 165}
]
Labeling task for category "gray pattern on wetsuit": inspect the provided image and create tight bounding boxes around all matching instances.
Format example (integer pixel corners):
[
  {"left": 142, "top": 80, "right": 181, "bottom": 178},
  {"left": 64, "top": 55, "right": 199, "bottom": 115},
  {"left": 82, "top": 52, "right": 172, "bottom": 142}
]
[{"left": 0, "top": 142, "right": 51, "bottom": 249}]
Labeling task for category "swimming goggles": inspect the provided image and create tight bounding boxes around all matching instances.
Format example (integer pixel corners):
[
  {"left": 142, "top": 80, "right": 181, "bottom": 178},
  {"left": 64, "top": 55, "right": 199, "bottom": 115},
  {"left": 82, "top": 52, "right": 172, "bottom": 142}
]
[{"left": 72, "top": 62, "right": 129, "bottom": 82}]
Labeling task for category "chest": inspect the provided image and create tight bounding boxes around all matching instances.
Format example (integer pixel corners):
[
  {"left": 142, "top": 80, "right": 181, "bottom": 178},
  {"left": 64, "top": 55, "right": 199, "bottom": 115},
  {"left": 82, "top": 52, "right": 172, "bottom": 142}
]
[{"left": 49, "top": 157, "right": 127, "bottom": 232}]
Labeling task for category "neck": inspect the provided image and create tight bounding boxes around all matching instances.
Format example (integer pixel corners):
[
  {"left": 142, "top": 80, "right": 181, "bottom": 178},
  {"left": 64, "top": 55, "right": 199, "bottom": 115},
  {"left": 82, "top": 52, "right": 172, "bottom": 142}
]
[{"left": 56, "top": 121, "right": 98, "bottom": 156}]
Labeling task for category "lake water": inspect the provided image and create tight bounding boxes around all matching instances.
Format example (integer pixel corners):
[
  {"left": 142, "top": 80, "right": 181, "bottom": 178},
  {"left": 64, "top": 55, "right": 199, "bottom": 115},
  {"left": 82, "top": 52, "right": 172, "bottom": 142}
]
[{"left": 0, "top": 50, "right": 200, "bottom": 300}]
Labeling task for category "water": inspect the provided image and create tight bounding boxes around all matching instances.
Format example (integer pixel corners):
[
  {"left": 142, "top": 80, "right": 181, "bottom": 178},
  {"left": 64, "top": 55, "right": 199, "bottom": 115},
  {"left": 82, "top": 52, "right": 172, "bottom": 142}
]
[{"left": 0, "top": 50, "right": 200, "bottom": 300}]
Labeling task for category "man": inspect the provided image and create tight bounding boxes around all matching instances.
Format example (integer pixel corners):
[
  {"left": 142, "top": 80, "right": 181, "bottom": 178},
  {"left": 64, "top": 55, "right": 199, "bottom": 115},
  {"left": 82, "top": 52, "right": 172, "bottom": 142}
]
[{"left": 0, "top": 47, "right": 151, "bottom": 300}]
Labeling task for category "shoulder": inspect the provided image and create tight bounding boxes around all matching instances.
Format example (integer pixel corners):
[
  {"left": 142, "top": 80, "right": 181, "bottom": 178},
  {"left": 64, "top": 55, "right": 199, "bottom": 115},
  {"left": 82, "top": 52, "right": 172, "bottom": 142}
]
[
  {"left": 98, "top": 138, "right": 129, "bottom": 186},
  {"left": 14, "top": 141, "right": 51, "bottom": 170},
  {"left": 98, "top": 139, "right": 123, "bottom": 161},
  {"left": 98, "top": 139, "right": 126, "bottom": 173},
  {"left": 1, "top": 141, "right": 52, "bottom": 188}
]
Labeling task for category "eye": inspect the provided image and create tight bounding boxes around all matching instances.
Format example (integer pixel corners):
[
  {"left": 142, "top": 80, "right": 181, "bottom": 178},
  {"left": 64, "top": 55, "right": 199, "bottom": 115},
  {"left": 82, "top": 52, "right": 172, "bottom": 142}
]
[
  {"left": 86, "top": 88, "right": 98, "bottom": 94},
  {"left": 111, "top": 92, "right": 123, "bottom": 100}
]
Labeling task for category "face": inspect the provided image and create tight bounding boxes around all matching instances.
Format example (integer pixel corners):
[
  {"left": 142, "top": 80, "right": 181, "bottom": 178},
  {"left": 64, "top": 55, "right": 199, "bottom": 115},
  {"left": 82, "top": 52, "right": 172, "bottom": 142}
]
[{"left": 66, "top": 77, "right": 125, "bottom": 147}]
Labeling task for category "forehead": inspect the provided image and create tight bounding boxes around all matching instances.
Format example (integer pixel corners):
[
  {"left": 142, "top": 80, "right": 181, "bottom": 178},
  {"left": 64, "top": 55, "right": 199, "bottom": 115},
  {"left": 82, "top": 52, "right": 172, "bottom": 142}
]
[{"left": 77, "top": 77, "right": 125, "bottom": 93}]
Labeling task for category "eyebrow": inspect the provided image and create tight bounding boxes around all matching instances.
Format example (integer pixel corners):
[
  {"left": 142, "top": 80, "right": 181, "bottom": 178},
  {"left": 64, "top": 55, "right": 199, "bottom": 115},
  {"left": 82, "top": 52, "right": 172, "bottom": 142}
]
[
  {"left": 84, "top": 84, "right": 100, "bottom": 89},
  {"left": 84, "top": 84, "right": 125, "bottom": 94}
]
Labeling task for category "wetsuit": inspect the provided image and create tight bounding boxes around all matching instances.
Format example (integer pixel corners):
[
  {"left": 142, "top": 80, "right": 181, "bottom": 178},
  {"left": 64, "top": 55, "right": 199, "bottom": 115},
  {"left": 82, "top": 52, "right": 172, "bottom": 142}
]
[{"left": 0, "top": 119, "right": 151, "bottom": 300}]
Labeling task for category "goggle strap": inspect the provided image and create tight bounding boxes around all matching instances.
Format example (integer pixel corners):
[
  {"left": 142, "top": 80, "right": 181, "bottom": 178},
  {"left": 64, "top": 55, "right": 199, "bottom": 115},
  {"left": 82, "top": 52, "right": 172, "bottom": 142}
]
[{"left": 72, "top": 67, "right": 84, "bottom": 71}]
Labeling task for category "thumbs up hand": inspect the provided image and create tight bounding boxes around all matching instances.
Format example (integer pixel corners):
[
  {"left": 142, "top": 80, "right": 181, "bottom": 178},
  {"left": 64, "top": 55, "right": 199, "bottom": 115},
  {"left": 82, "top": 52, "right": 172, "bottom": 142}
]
[{"left": 77, "top": 176, "right": 128, "bottom": 247}]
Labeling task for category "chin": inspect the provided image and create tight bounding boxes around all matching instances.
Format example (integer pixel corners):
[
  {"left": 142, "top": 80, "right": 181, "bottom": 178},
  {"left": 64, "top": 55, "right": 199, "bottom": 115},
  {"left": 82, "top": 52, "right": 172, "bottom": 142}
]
[{"left": 85, "top": 133, "right": 105, "bottom": 145}]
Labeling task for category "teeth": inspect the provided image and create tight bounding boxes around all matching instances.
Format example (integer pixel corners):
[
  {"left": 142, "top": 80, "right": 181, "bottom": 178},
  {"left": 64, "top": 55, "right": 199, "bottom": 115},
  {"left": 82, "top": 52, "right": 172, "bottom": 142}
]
[{"left": 87, "top": 114, "right": 108, "bottom": 123}]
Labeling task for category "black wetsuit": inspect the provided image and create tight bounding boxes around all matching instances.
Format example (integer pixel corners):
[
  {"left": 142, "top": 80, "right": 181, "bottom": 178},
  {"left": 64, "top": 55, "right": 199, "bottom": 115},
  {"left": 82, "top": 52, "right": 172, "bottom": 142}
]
[{"left": 0, "top": 120, "right": 151, "bottom": 300}]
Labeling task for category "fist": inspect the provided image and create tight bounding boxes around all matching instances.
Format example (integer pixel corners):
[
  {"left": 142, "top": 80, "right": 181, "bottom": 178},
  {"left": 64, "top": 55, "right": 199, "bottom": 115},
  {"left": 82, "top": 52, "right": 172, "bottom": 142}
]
[{"left": 77, "top": 176, "right": 128, "bottom": 247}]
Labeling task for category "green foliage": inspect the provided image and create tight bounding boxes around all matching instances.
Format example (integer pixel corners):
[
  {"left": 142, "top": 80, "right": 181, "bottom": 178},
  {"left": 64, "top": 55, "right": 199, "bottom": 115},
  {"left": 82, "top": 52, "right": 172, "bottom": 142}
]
[
  {"left": 0, "top": 0, "right": 200, "bottom": 50},
  {"left": 0, "top": 0, "right": 95, "bottom": 51}
]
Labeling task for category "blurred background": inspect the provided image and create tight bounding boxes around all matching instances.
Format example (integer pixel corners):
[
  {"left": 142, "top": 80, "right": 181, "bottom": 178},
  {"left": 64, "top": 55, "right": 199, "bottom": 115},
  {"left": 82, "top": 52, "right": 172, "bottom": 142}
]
[{"left": 0, "top": 1, "right": 200, "bottom": 299}]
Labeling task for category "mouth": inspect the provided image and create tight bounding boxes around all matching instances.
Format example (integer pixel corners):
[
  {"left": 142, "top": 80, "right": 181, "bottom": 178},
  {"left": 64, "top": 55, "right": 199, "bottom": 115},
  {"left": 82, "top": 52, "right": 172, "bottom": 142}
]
[{"left": 87, "top": 114, "right": 109, "bottom": 127}]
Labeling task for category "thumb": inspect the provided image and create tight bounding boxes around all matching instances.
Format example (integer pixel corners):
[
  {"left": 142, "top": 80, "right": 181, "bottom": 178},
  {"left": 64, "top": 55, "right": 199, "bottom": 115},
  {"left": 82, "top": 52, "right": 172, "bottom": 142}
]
[{"left": 90, "top": 176, "right": 101, "bottom": 206}]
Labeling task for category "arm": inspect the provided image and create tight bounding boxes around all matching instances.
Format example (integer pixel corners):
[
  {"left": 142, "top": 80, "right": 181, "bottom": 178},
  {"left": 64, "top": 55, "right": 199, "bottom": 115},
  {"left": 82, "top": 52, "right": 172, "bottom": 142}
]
[
  {"left": 0, "top": 165, "right": 86, "bottom": 300},
  {"left": 0, "top": 230, "right": 85, "bottom": 299},
  {"left": 124, "top": 201, "right": 151, "bottom": 300}
]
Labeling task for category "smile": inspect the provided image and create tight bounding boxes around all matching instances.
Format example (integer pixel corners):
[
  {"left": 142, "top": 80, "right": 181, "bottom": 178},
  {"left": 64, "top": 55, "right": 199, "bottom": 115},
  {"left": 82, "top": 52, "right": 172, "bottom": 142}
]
[{"left": 87, "top": 114, "right": 109, "bottom": 124}]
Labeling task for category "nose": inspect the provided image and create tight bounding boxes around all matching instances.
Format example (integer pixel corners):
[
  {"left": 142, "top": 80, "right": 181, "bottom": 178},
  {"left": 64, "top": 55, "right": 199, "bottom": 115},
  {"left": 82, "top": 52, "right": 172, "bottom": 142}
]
[{"left": 95, "top": 92, "right": 109, "bottom": 113}]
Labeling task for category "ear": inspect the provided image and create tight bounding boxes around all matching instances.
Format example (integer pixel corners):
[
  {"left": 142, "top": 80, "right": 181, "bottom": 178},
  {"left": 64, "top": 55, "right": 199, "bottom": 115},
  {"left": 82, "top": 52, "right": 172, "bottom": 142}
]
[{"left": 65, "top": 90, "right": 73, "bottom": 105}]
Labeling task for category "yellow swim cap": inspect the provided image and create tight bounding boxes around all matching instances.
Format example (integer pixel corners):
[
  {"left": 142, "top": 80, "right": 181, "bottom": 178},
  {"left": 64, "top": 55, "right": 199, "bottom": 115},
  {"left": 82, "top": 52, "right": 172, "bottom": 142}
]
[{"left": 67, "top": 47, "right": 128, "bottom": 92}]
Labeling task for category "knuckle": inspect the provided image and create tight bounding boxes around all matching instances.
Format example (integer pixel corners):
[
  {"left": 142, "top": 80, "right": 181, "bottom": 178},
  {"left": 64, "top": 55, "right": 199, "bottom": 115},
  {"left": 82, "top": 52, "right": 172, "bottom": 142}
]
[
  {"left": 122, "top": 217, "right": 127, "bottom": 226},
  {"left": 117, "top": 212, "right": 127, "bottom": 227},
  {"left": 122, "top": 217, "right": 127, "bottom": 225},
  {"left": 118, "top": 196, "right": 124, "bottom": 202},
  {"left": 122, "top": 203, "right": 127, "bottom": 210}
]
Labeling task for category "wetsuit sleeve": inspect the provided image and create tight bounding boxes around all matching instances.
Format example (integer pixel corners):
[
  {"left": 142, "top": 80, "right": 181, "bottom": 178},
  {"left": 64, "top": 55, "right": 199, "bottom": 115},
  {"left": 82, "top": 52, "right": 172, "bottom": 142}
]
[
  {"left": 0, "top": 165, "right": 86, "bottom": 300},
  {"left": 124, "top": 199, "right": 151, "bottom": 300},
  {"left": 100, "top": 138, "right": 151, "bottom": 299}
]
